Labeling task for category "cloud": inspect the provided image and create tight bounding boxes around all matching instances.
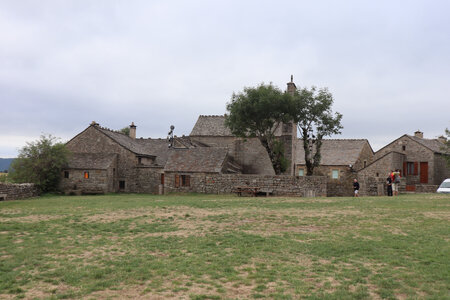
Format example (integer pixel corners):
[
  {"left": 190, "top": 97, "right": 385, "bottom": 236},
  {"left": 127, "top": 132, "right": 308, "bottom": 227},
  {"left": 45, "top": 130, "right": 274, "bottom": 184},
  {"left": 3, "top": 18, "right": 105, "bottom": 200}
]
[{"left": 0, "top": 0, "right": 449, "bottom": 156}]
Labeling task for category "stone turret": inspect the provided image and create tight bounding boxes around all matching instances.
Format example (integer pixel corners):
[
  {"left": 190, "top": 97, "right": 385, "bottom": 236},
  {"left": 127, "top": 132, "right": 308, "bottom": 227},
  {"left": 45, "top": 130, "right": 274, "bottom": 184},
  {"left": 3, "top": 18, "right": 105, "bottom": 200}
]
[{"left": 287, "top": 74, "right": 297, "bottom": 96}]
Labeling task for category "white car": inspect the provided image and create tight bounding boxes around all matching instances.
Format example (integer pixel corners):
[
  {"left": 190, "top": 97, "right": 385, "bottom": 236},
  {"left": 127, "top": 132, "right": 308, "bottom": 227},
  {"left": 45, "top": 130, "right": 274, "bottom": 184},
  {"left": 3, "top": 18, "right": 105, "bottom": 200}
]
[{"left": 437, "top": 179, "right": 450, "bottom": 194}]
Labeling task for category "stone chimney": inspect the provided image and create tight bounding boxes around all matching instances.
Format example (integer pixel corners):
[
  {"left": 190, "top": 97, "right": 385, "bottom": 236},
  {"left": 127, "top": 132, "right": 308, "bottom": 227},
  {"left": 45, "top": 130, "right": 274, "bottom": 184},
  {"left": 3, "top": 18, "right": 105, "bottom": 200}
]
[
  {"left": 129, "top": 122, "right": 136, "bottom": 139},
  {"left": 287, "top": 75, "right": 297, "bottom": 96},
  {"left": 90, "top": 121, "right": 99, "bottom": 126},
  {"left": 437, "top": 135, "right": 447, "bottom": 143},
  {"left": 414, "top": 130, "right": 423, "bottom": 139}
]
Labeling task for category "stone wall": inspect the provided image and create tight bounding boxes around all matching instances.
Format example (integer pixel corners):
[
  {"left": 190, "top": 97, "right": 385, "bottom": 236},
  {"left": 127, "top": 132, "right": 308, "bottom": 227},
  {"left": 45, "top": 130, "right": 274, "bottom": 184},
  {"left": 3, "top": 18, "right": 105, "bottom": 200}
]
[
  {"left": 60, "top": 169, "right": 113, "bottom": 194},
  {"left": 358, "top": 152, "right": 405, "bottom": 179},
  {"left": 133, "top": 167, "right": 163, "bottom": 194},
  {"left": 356, "top": 175, "right": 406, "bottom": 196},
  {"left": 434, "top": 153, "right": 450, "bottom": 186},
  {"left": 191, "top": 136, "right": 275, "bottom": 175},
  {"left": 164, "top": 173, "right": 327, "bottom": 197},
  {"left": 0, "top": 183, "right": 39, "bottom": 200}
]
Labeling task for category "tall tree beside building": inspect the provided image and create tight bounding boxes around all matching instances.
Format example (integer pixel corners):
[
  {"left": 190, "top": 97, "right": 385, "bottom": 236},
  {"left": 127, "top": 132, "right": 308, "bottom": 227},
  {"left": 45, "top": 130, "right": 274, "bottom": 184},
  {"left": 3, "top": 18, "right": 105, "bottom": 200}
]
[
  {"left": 9, "top": 135, "right": 70, "bottom": 193},
  {"left": 225, "top": 83, "right": 292, "bottom": 174},
  {"left": 443, "top": 128, "right": 450, "bottom": 167},
  {"left": 290, "top": 87, "right": 343, "bottom": 175}
]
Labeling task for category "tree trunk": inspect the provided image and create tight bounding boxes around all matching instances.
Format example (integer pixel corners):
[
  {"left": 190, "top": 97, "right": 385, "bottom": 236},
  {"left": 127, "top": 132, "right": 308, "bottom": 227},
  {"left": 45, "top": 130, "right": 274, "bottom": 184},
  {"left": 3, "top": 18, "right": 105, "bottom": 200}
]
[{"left": 259, "top": 137, "right": 282, "bottom": 175}]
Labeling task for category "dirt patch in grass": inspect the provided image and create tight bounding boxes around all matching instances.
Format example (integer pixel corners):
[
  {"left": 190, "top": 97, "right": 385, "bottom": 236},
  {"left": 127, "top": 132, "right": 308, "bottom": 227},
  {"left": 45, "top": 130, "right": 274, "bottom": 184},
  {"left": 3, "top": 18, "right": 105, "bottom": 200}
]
[
  {"left": 0, "top": 214, "right": 63, "bottom": 223},
  {"left": 421, "top": 211, "right": 450, "bottom": 220}
]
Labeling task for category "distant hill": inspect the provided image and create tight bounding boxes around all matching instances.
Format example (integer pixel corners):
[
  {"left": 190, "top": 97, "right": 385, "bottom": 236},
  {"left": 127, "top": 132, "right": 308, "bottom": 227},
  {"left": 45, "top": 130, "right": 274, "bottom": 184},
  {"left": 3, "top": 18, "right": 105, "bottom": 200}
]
[{"left": 0, "top": 158, "right": 15, "bottom": 172}]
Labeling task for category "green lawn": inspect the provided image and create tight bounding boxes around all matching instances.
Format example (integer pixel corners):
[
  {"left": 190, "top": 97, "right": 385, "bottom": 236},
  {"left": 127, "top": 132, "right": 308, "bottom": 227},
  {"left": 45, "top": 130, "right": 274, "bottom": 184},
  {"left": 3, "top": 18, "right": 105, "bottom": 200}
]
[{"left": 0, "top": 193, "right": 449, "bottom": 299}]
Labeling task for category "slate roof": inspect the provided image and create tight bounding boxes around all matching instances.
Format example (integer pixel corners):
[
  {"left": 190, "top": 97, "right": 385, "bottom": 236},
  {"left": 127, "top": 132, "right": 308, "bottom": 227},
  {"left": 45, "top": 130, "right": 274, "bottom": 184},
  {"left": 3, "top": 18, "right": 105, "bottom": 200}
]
[
  {"left": 295, "top": 139, "right": 369, "bottom": 165},
  {"left": 67, "top": 153, "right": 117, "bottom": 170},
  {"left": 190, "top": 115, "right": 233, "bottom": 136},
  {"left": 407, "top": 135, "right": 446, "bottom": 154},
  {"left": 95, "top": 126, "right": 156, "bottom": 157},
  {"left": 164, "top": 147, "right": 228, "bottom": 173}
]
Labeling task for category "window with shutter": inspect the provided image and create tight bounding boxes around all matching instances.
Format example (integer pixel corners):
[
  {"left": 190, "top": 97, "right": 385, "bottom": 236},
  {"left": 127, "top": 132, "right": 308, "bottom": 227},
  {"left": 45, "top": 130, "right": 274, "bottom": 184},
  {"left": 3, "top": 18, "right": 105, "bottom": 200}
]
[
  {"left": 413, "top": 162, "right": 418, "bottom": 175},
  {"left": 175, "top": 175, "right": 180, "bottom": 188}
]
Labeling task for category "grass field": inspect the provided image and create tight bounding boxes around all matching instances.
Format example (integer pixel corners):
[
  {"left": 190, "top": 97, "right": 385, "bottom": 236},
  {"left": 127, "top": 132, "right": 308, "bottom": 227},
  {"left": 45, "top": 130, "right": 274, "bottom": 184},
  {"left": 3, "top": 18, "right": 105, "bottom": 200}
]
[{"left": 0, "top": 193, "right": 449, "bottom": 299}]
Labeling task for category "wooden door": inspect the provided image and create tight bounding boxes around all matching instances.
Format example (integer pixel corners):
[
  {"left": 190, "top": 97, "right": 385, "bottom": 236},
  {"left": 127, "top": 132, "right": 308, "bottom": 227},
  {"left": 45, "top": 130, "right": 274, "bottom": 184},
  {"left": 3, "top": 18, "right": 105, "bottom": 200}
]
[{"left": 420, "top": 162, "right": 428, "bottom": 184}]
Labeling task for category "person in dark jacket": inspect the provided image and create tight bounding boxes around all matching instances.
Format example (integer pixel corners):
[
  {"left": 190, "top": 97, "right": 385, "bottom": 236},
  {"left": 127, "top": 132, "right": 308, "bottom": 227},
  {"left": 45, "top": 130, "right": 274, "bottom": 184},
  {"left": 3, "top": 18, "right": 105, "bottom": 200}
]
[
  {"left": 386, "top": 172, "right": 393, "bottom": 196},
  {"left": 353, "top": 179, "right": 360, "bottom": 197}
]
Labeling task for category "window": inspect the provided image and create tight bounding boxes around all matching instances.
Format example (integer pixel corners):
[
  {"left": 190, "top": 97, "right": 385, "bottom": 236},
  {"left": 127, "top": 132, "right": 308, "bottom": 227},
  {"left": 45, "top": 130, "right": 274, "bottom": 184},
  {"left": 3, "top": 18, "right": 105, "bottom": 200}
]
[
  {"left": 119, "top": 180, "right": 125, "bottom": 189},
  {"left": 64, "top": 171, "right": 69, "bottom": 178},
  {"left": 175, "top": 174, "right": 190, "bottom": 187},
  {"left": 407, "top": 162, "right": 418, "bottom": 175},
  {"left": 402, "top": 145, "right": 406, "bottom": 151},
  {"left": 332, "top": 170, "right": 339, "bottom": 179},
  {"left": 298, "top": 169, "right": 304, "bottom": 177},
  {"left": 84, "top": 172, "right": 89, "bottom": 179},
  {"left": 138, "top": 157, "right": 142, "bottom": 165},
  {"left": 363, "top": 160, "right": 367, "bottom": 168}
]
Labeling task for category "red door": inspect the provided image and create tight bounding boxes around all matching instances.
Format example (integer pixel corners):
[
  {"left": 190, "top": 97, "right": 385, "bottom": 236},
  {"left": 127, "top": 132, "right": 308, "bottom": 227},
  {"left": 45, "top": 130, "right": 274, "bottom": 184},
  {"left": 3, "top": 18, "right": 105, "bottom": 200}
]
[{"left": 420, "top": 162, "right": 428, "bottom": 184}]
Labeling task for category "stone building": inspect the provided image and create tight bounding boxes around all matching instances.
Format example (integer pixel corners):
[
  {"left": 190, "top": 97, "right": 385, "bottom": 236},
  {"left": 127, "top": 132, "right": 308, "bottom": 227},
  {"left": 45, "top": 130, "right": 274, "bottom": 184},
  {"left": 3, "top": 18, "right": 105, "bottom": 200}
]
[
  {"left": 358, "top": 131, "right": 450, "bottom": 193},
  {"left": 60, "top": 76, "right": 449, "bottom": 196},
  {"left": 294, "top": 139, "right": 374, "bottom": 196}
]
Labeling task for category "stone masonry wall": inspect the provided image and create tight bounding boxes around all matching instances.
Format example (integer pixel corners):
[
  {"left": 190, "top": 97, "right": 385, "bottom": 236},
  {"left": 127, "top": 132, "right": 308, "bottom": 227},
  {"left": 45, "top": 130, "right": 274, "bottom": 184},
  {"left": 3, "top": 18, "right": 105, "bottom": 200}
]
[
  {"left": 164, "top": 173, "right": 327, "bottom": 197},
  {"left": 60, "top": 169, "right": 112, "bottom": 194},
  {"left": 0, "top": 183, "right": 39, "bottom": 200},
  {"left": 191, "top": 136, "right": 275, "bottom": 175}
]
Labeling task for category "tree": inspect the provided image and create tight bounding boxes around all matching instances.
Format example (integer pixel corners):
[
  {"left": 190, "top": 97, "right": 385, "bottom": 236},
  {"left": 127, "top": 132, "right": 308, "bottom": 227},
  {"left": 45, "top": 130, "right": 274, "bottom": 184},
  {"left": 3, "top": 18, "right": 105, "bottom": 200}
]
[
  {"left": 442, "top": 128, "right": 450, "bottom": 167},
  {"left": 9, "top": 135, "right": 70, "bottom": 193},
  {"left": 290, "top": 87, "right": 343, "bottom": 176},
  {"left": 225, "top": 83, "right": 292, "bottom": 174},
  {"left": 120, "top": 127, "right": 130, "bottom": 136}
]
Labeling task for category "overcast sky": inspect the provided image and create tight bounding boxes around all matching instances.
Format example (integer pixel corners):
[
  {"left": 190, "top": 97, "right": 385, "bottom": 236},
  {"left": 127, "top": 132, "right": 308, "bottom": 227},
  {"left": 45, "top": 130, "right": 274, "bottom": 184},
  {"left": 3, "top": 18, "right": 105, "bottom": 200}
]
[{"left": 1, "top": 0, "right": 449, "bottom": 157}]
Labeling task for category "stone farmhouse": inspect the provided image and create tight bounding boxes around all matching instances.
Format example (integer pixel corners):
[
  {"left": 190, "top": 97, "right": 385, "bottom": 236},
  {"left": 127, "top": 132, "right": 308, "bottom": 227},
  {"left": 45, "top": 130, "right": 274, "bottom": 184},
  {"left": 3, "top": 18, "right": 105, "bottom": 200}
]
[{"left": 60, "top": 80, "right": 449, "bottom": 196}]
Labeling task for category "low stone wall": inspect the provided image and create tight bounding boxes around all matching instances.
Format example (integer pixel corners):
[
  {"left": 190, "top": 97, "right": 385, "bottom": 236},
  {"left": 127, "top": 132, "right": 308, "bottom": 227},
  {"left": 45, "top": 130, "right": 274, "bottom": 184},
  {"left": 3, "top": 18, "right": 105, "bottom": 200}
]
[
  {"left": 415, "top": 184, "right": 438, "bottom": 193},
  {"left": 165, "top": 173, "right": 327, "bottom": 197},
  {"left": 0, "top": 183, "right": 39, "bottom": 200},
  {"left": 357, "top": 176, "right": 406, "bottom": 196}
]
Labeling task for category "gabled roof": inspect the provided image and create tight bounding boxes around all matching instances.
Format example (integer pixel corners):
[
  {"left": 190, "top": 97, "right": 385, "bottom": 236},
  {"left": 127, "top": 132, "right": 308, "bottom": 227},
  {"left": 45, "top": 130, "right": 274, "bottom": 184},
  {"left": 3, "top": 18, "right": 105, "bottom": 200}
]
[
  {"left": 164, "top": 147, "right": 228, "bottom": 173},
  {"left": 375, "top": 134, "right": 446, "bottom": 155},
  {"left": 295, "top": 139, "right": 370, "bottom": 165},
  {"left": 67, "top": 153, "right": 117, "bottom": 170},
  {"left": 190, "top": 115, "right": 233, "bottom": 136},
  {"left": 407, "top": 135, "right": 446, "bottom": 154},
  {"left": 95, "top": 126, "right": 157, "bottom": 157}
]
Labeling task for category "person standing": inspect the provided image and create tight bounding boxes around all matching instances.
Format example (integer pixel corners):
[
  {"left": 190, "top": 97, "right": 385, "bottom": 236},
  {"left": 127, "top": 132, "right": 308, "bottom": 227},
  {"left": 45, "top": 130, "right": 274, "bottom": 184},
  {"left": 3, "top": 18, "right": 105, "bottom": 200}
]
[
  {"left": 386, "top": 172, "right": 393, "bottom": 196},
  {"left": 392, "top": 169, "right": 401, "bottom": 196},
  {"left": 353, "top": 179, "right": 360, "bottom": 197}
]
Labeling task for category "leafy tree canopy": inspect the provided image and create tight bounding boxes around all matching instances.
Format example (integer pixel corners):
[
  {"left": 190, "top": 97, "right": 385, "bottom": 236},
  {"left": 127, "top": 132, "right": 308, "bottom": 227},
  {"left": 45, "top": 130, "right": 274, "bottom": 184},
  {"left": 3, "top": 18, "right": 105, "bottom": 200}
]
[
  {"left": 290, "top": 87, "right": 343, "bottom": 175},
  {"left": 120, "top": 127, "right": 130, "bottom": 136},
  {"left": 442, "top": 128, "right": 450, "bottom": 167},
  {"left": 9, "top": 135, "right": 70, "bottom": 193},
  {"left": 225, "top": 83, "right": 292, "bottom": 174}
]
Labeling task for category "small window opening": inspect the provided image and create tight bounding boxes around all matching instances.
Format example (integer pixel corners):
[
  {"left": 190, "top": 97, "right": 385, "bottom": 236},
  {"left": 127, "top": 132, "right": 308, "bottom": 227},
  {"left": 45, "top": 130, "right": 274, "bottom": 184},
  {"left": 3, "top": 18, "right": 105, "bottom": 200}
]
[
  {"left": 332, "top": 170, "right": 339, "bottom": 179},
  {"left": 298, "top": 169, "right": 304, "bottom": 177},
  {"left": 402, "top": 145, "right": 406, "bottom": 151},
  {"left": 64, "top": 171, "right": 69, "bottom": 178},
  {"left": 363, "top": 160, "right": 367, "bottom": 168},
  {"left": 84, "top": 172, "right": 89, "bottom": 179},
  {"left": 119, "top": 180, "right": 125, "bottom": 189}
]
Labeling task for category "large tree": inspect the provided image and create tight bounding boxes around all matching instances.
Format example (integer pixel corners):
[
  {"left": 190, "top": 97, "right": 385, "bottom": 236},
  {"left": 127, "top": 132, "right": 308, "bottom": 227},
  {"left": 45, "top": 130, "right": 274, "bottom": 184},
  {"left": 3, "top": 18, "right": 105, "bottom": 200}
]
[
  {"left": 291, "top": 87, "right": 343, "bottom": 176},
  {"left": 9, "top": 135, "right": 70, "bottom": 193},
  {"left": 225, "top": 83, "right": 292, "bottom": 174}
]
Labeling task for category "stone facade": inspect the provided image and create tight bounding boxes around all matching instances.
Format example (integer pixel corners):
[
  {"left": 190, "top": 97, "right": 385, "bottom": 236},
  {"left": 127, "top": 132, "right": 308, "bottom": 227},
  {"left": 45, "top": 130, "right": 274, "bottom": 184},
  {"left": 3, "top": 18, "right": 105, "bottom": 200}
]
[
  {"left": 164, "top": 173, "right": 327, "bottom": 197},
  {"left": 0, "top": 183, "right": 39, "bottom": 200}
]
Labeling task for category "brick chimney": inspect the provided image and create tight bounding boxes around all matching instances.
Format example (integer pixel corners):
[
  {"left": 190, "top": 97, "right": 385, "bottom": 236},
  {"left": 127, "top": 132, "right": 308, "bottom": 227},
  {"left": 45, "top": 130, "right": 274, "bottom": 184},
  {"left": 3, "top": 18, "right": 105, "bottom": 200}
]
[
  {"left": 287, "top": 75, "right": 297, "bottom": 96},
  {"left": 129, "top": 122, "right": 136, "bottom": 139},
  {"left": 414, "top": 130, "right": 423, "bottom": 138}
]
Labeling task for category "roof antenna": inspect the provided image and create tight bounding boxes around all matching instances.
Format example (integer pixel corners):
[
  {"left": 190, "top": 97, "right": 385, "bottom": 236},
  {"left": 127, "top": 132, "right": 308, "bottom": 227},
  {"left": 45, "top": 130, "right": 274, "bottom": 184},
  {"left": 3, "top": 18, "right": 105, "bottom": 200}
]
[{"left": 167, "top": 125, "right": 175, "bottom": 148}]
